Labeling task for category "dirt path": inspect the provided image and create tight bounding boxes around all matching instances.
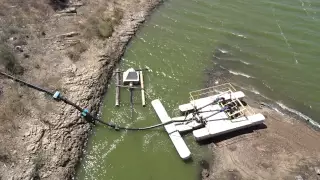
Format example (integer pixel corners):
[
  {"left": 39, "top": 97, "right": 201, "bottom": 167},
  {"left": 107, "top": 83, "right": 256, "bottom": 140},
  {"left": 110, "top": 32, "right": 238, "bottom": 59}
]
[
  {"left": 202, "top": 106, "right": 320, "bottom": 180},
  {"left": 0, "top": 0, "right": 161, "bottom": 179}
]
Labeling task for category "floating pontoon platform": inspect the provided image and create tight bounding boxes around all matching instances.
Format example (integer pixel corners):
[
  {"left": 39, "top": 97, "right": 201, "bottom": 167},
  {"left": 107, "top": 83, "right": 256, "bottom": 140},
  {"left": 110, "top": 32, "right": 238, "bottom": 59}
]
[
  {"left": 151, "top": 99, "right": 191, "bottom": 160},
  {"left": 175, "top": 83, "right": 266, "bottom": 141},
  {"left": 151, "top": 83, "right": 266, "bottom": 159}
]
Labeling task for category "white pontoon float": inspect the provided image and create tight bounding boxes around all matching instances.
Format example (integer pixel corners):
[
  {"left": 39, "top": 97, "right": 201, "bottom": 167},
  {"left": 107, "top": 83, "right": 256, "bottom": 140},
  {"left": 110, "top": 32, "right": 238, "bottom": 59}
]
[
  {"left": 151, "top": 83, "right": 265, "bottom": 160},
  {"left": 151, "top": 99, "right": 191, "bottom": 160}
]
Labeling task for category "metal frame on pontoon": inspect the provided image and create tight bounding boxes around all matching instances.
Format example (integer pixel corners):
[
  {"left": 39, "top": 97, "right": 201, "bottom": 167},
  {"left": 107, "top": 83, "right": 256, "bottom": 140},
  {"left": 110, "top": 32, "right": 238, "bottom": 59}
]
[{"left": 189, "top": 83, "right": 254, "bottom": 119}]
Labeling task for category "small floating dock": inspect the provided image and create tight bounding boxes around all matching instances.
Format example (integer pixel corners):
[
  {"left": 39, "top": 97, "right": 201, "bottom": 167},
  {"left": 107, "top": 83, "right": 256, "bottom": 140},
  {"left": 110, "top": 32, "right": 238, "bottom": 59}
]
[
  {"left": 174, "top": 83, "right": 266, "bottom": 141},
  {"left": 151, "top": 99, "right": 191, "bottom": 160},
  {"left": 150, "top": 84, "right": 266, "bottom": 159}
]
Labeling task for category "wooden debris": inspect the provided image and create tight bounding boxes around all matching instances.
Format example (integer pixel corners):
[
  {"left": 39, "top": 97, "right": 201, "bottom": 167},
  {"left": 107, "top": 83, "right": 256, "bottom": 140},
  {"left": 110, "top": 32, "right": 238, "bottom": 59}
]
[
  {"left": 58, "top": 32, "right": 80, "bottom": 38},
  {"left": 54, "top": 13, "right": 76, "bottom": 17},
  {"left": 58, "top": 7, "right": 77, "bottom": 14},
  {"left": 69, "top": 2, "right": 84, "bottom": 7}
]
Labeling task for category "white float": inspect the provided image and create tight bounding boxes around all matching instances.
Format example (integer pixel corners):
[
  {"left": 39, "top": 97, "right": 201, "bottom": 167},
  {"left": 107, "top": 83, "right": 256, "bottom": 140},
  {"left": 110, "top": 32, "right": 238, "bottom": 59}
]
[{"left": 151, "top": 99, "right": 191, "bottom": 160}]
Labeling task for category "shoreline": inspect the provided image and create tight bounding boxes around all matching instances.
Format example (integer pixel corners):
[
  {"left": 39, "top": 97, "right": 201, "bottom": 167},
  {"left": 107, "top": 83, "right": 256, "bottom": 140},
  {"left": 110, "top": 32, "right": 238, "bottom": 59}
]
[
  {"left": 205, "top": 63, "right": 320, "bottom": 130},
  {"left": 202, "top": 59, "right": 320, "bottom": 180},
  {"left": 74, "top": 0, "right": 165, "bottom": 178}
]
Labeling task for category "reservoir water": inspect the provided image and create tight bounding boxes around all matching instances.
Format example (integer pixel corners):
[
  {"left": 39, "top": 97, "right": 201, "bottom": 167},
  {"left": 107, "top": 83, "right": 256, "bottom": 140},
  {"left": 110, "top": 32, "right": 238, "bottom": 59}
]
[{"left": 77, "top": 0, "right": 320, "bottom": 179}]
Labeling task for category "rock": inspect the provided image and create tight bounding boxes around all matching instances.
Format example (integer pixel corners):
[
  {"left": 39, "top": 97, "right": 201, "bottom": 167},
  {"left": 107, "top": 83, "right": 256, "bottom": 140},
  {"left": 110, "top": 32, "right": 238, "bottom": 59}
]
[
  {"left": 52, "top": 155, "right": 59, "bottom": 165},
  {"left": 136, "top": 17, "right": 145, "bottom": 23},
  {"left": 25, "top": 131, "right": 31, "bottom": 137},
  {"left": 23, "top": 53, "right": 30, "bottom": 58},
  {"left": 199, "top": 160, "right": 210, "bottom": 170},
  {"left": 26, "top": 144, "right": 36, "bottom": 152},
  {"left": 126, "top": 30, "right": 135, "bottom": 35},
  {"left": 15, "top": 46, "right": 23, "bottom": 52},
  {"left": 25, "top": 157, "right": 30, "bottom": 163},
  {"left": 34, "top": 129, "right": 45, "bottom": 143},
  {"left": 42, "top": 137, "right": 50, "bottom": 146},
  {"left": 202, "top": 169, "right": 209, "bottom": 178},
  {"left": 120, "top": 36, "right": 130, "bottom": 43},
  {"left": 42, "top": 171, "right": 52, "bottom": 178},
  {"left": 295, "top": 175, "right": 303, "bottom": 180},
  {"left": 315, "top": 167, "right": 320, "bottom": 175},
  {"left": 9, "top": 37, "right": 17, "bottom": 41}
]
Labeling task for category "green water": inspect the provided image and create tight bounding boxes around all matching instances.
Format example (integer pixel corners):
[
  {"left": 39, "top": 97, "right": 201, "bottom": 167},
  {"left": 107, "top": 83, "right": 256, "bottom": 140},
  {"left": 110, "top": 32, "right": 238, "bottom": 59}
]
[{"left": 77, "top": 0, "right": 320, "bottom": 179}]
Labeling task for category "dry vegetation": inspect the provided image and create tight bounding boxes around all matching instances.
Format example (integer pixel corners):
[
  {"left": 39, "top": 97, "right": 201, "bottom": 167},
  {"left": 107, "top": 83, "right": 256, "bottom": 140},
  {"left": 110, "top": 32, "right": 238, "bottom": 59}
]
[
  {"left": 0, "top": 85, "right": 25, "bottom": 130},
  {"left": 81, "top": 7, "right": 124, "bottom": 39},
  {"left": 66, "top": 41, "right": 88, "bottom": 62},
  {"left": 0, "top": 0, "right": 73, "bottom": 179},
  {"left": 0, "top": 44, "right": 24, "bottom": 75},
  {"left": 64, "top": 5, "right": 124, "bottom": 62},
  {"left": 49, "top": 0, "right": 70, "bottom": 10}
]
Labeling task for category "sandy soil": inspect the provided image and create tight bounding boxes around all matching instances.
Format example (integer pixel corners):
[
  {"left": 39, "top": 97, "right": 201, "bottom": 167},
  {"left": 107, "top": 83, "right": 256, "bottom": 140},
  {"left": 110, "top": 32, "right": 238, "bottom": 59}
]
[
  {"left": 0, "top": 0, "right": 161, "bottom": 179},
  {"left": 201, "top": 104, "right": 320, "bottom": 180}
]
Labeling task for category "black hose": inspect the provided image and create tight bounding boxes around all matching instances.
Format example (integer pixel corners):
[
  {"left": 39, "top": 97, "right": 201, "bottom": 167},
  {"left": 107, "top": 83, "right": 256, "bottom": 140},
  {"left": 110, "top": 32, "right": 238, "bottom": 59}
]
[
  {"left": 0, "top": 71, "right": 54, "bottom": 96},
  {"left": 0, "top": 71, "right": 195, "bottom": 131},
  {"left": 95, "top": 117, "right": 194, "bottom": 131},
  {"left": 196, "top": 97, "right": 223, "bottom": 111}
]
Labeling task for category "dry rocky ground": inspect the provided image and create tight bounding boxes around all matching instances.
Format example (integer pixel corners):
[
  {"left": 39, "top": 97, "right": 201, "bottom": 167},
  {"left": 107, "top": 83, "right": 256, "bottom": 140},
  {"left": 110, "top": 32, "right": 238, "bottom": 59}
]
[{"left": 0, "top": 0, "right": 161, "bottom": 179}]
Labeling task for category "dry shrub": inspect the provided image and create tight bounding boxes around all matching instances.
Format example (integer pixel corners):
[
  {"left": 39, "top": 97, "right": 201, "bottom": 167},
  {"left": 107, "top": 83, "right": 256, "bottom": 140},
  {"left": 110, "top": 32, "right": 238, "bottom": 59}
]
[
  {"left": 0, "top": 84, "right": 29, "bottom": 131},
  {"left": 48, "top": 0, "right": 69, "bottom": 11},
  {"left": 0, "top": 44, "right": 24, "bottom": 75},
  {"left": 66, "top": 41, "right": 88, "bottom": 62},
  {"left": 0, "top": 1, "right": 52, "bottom": 26},
  {"left": 113, "top": 8, "right": 124, "bottom": 23},
  {"left": 97, "top": 19, "right": 113, "bottom": 38},
  {"left": 82, "top": 7, "right": 123, "bottom": 39},
  {"left": 0, "top": 147, "right": 12, "bottom": 165},
  {"left": 0, "top": 154, "right": 10, "bottom": 163},
  {"left": 30, "top": 154, "right": 44, "bottom": 180}
]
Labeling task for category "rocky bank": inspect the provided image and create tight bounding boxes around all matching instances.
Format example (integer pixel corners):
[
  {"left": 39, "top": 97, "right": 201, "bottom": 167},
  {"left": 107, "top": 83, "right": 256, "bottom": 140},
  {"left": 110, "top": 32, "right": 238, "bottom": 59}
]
[{"left": 0, "top": 0, "right": 162, "bottom": 179}]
